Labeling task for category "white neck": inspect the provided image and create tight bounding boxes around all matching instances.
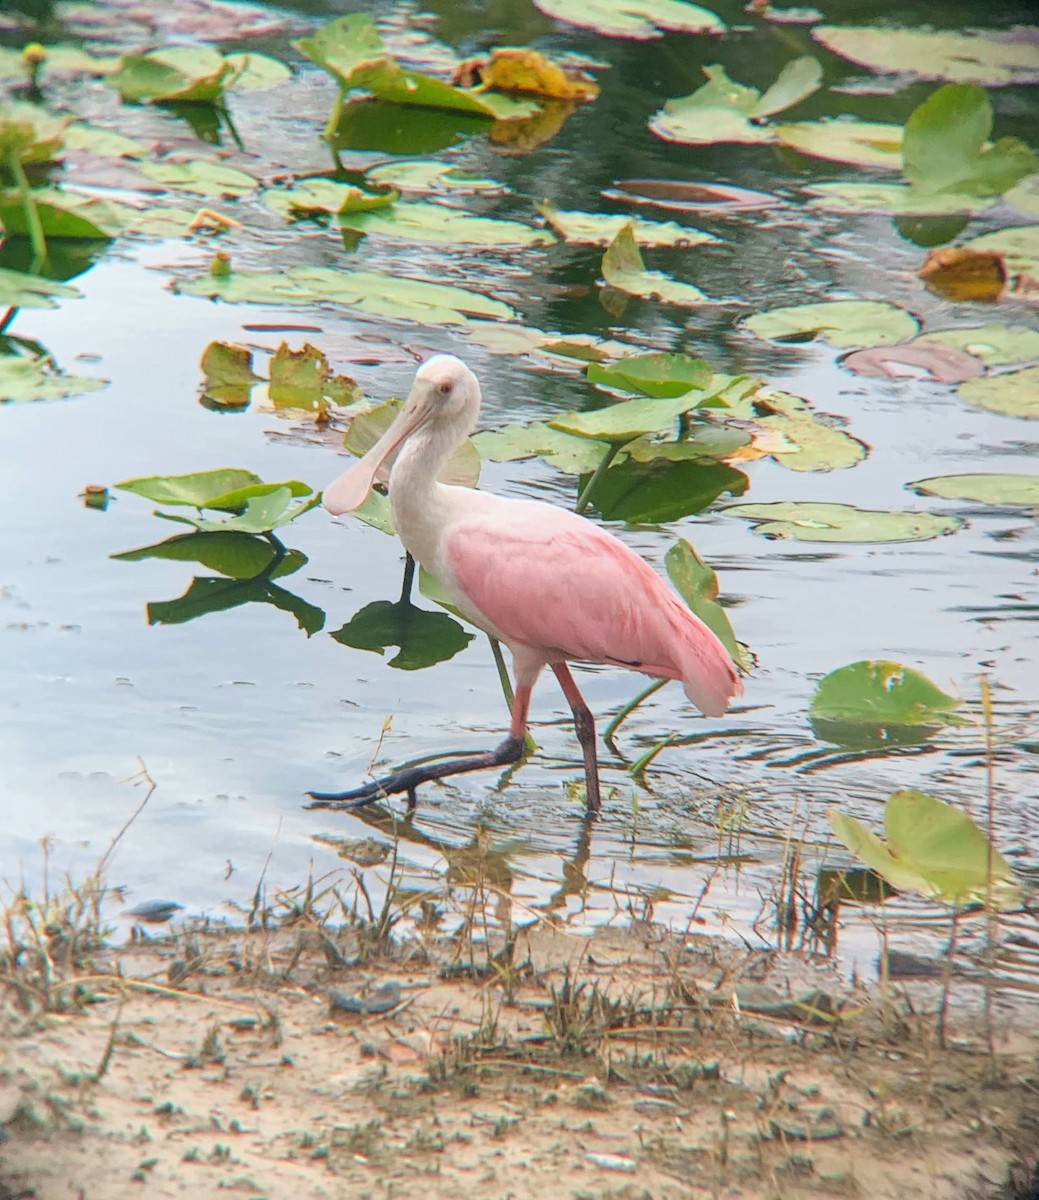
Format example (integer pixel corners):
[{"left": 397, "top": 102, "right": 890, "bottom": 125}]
[{"left": 388, "top": 418, "right": 464, "bottom": 565}]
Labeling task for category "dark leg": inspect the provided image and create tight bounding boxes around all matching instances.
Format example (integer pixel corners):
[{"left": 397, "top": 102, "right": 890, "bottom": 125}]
[
  {"left": 307, "top": 685, "right": 532, "bottom": 811},
  {"left": 551, "top": 663, "right": 602, "bottom": 815}
]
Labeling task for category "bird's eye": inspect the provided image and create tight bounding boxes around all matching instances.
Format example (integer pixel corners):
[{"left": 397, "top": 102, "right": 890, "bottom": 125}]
[{"left": 437, "top": 381, "right": 452, "bottom": 396}]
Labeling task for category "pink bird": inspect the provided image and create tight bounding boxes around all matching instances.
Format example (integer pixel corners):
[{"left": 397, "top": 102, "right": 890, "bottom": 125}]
[{"left": 308, "top": 354, "right": 742, "bottom": 813}]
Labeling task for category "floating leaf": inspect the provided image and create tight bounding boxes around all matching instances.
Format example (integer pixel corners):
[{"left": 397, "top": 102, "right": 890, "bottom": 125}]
[
  {"left": 367, "top": 160, "right": 501, "bottom": 195},
  {"left": 0, "top": 268, "right": 79, "bottom": 309},
  {"left": 725, "top": 390, "right": 866, "bottom": 472},
  {"left": 961, "top": 224, "right": 1039, "bottom": 278},
  {"left": 269, "top": 343, "right": 361, "bottom": 412},
  {"left": 726, "top": 501, "right": 963, "bottom": 543},
  {"left": 0, "top": 44, "right": 115, "bottom": 82},
  {"left": 112, "top": 46, "right": 290, "bottom": 104},
  {"left": 605, "top": 179, "right": 774, "bottom": 213},
  {"left": 744, "top": 300, "right": 919, "bottom": 349},
  {"left": 1005, "top": 173, "right": 1039, "bottom": 217},
  {"left": 907, "top": 473, "right": 1039, "bottom": 508},
  {"left": 805, "top": 181, "right": 996, "bottom": 217},
  {"left": 842, "top": 342, "right": 984, "bottom": 384},
  {"left": 0, "top": 356, "right": 105, "bottom": 404},
  {"left": 331, "top": 599, "right": 474, "bottom": 670},
  {"left": 64, "top": 123, "right": 146, "bottom": 158},
  {"left": 917, "top": 246, "right": 1006, "bottom": 303},
  {"left": 113, "top": 531, "right": 304, "bottom": 579},
  {"left": 649, "top": 58, "right": 821, "bottom": 146},
  {"left": 199, "top": 341, "right": 263, "bottom": 409},
  {"left": 811, "top": 660, "right": 962, "bottom": 727},
  {"left": 589, "top": 459, "right": 747, "bottom": 523},
  {"left": 0, "top": 188, "right": 128, "bottom": 239},
  {"left": 774, "top": 119, "right": 903, "bottom": 170},
  {"left": 812, "top": 26, "right": 1039, "bottom": 87},
  {"left": 903, "top": 84, "right": 1037, "bottom": 200},
  {"left": 533, "top": 0, "right": 725, "bottom": 40},
  {"left": 339, "top": 199, "right": 553, "bottom": 246},
  {"left": 139, "top": 159, "right": 258, "bottom": 198},
  {"left": 262, "top": 179, "right": 397, "bottom": 220},
  {"left": 114, "top": 468, "right": 311, "bottom": 510},
  {"left": 471, "top": 422, "right": 609, "bottom": 474},
  {"left": 828, "top": 791, "right": 1021, "bottom": 909},
  {"left": 550, "top": 378, "right": 730, "bottom": 442},
  {"left": 453, "top": 47, "right": 599, "bottom": 102},
  {"left": 665, "top": 539, "right": 749, "bottom": 671},
  {"left": 601, "top": 222, "right": 710, "bottom": 306},
  {"left": 919, "top": 323, "right": 1039, "bottom": 367},
  {"left": 622, "top": 424, "right": 750, "bottom": 463},
  {"left": 537, "top": 201, "right": 716, "bottom": 247},
  {"left": 956, "top": 367, "right": 1039, "bottom": 419},
  {"left": 587, "top": 352, "right": 712, "bottom": 398},
  {"left": 294, "top": 14, "right": 534, "bottom": 121},
  {"left": 159, "top": 489, "right": 321, "bottom": 534},
  {"left": 0, "top": 102, "right": 67, "bottom": 164}
]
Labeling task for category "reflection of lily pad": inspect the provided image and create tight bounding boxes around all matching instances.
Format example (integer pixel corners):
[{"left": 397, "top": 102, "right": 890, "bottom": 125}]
[
  {"left": 331, "top": 599, "right": 473, "bottom": 670},
  {"left": 956, "top": 367, "right": 1039, "bottom": 419},
  {"left": 812, "top": 26, "right": 1039, "bottom": 87},
  {"left": 601, "top": 222, "right": 710, "bottom": 306},
  {"left": 828, "top": 791, "right": 1021, "bottom": 910},
  {"left": 774, "top": 119, "right": 903, "bottom": 170},
  {"left": 725, "top": 501, "right": 962, "bottom": 542},
  {"left": 537, "top": 202, "right": 715, "bottom": 247},
  {"left": 589, "top": 459, "right": 747, "bottom": 523},
  {"left": 744, "top": 300, "right": 918, "bottom": 349},
  {"left": 148, "top": 575, "right": 324, "bottom": 635},
  {"left": 113, "top": 531, "right": 306, "bottom": 580},
  {"left": 533, "top": 0, "right": 725, "bottom": 39},
  {"left": 664, "top": 539, "right": 748, "bottom": 671},
  {"left": 908, "top": 473, "right": 1039, "bottom": 508}
]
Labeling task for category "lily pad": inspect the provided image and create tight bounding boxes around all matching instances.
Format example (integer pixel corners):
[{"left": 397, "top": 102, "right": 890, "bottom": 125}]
[
  {"left": 622, "top": 424, "right": 751, "bottom": 463},
  {"left": 294, "top": 14, "right": 534, "bottom": 121},
  {"left": 589, "top": 459, "right": 747, "bottom": 523},
  {"left": 537, "top": 202, "right": 716, "bottom": 247},
  {"left": 919, "top": 323, "right": 1039, "bottom": 367},
  {"left": 455, "top": 47, "right": 599, "bottom": 103},
  {"left": 956, "top": 367, "right": 1039, "bottom": 419},
  {"left": 774, "top": 119, "right": 903, "bottom": 170},
  {"left": 601, "top": 223, "right": 710, "bottom": 306},
  {"left": 269, "top": 343, "right": 361, "bottom": 412},
  {"left": 828, "top": 791, "right": 1021, "bottom": 909},
  {"left": 587, "top": 352, "right": 712, "bottom": 397},
  {"left": 664, "top": 539, "right": 749, "bottom": 671},
  {"left": 650, "top": 58, "right": 821, "bottom": 146},
  {"left": 725, "top": 390, "right": 867, "bottom": 472},
  {"left": 550, "top": 381, "right": 727, "bottom": 442},
  {"left": 115, "top": 468, "right": 310, "bottom": 510},
  {"left": 841, "top": 342, "right": 984, "bottom": 384},
  {"left": 744, "top": 300, "right": 919, "bottom": 349},
  {"left": 960, "top": 224, "right": 1039, "bottom": 277},
  {"left": 199, "top": 342, "right": 263, "bottom": 409},
  {"left": 339, "top": 200, "right": 553, "bottom": 246},
  {"left": 907, "top": 473, "right": 1039, "bottom": 507},
  {"left": 111, "top": 46, "right": 290, "bottom": 104},
  {"left": 0, "top": 356, "right": 105, "bottom": 403},
  {"left": 0, "top": 189, "right": 129, "bottom": 239},
  {"left": 261, "top": 179, "right": 397, "bottom": 220},
  {"left": 64, "top": 123, "right": 146, "bottom": 158},
  {"left": 725, "top": 501, "right": 963, "bottom": 542},
  {"left": 471, "top": 422, "right": 609, "bottom": 474},
  {"left": 533, "top": 0, "right": 725, "bottom": 40},
  {"left": 811, "top": 660, "right": 962, "bottom": 727},
  {"left": 139, "top": 159, "right": 258, "bottom": 198},
  {"left": 159, "top": 489, "right": 321, "bottom": 535},
  {"left": 903, "top": 84, "right": 1037, "bottom": 200},
  {"left": 331, "top": 599, "right": 474, "bottom": 670},
  {"left": 804, "top": 181, "right": 996, "bottom": 217},
  {"left": 1005, "top": 173, "right": 1039, "bottom": 217},
  {"left": 812, "top": 26, "right": 1039, "bottom": 87},
  {"left": 0, "top": 268, "right": 79, "bottom": 309},
  {"left": 366, "top": 160, "right": 502, "bottom": 195}
]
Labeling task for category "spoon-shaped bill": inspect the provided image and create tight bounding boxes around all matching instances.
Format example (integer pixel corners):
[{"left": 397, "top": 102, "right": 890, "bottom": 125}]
[{"left": 323, "top": 393, "right": 430, "bottom": 515}]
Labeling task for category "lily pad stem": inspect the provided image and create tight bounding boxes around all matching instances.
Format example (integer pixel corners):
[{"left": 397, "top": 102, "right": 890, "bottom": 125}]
[
  {"left": 574, "top": 442, "right": 620, "bottom": 515},
  {"left": 603, "top": 678, "right": 668, "bottom": 757},
  {"left": 323, "top": 83, "right": 347, "bottom": 144},
  {"left": 7, "top": 151, "right": 46, "bottom": 267}
]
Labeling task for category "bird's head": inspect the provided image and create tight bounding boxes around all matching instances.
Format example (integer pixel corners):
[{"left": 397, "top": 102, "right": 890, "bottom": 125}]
[{"left": 323, "top": 354, "right": 481, "bottom": 515}]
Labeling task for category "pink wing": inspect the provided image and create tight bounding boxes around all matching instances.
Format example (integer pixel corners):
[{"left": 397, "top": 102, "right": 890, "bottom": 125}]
[{"left": 444, "top": 505, "right": 741, "bottom": 717}]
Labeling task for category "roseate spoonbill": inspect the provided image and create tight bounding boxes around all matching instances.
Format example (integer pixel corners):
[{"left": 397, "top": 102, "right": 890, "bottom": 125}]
[{"left": 308, "top": 354, "right": 742, "bottom": 814}]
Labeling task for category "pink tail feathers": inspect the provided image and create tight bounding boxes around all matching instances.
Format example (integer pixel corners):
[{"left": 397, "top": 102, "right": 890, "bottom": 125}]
[{"left": 673, "top": 611, "right": 743, "bottom": 719}]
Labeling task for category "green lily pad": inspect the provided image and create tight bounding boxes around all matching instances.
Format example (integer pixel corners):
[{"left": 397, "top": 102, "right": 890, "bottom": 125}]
[
  {"left": 159, "top": 489, "right": 321, "bottom": 534},
  {"left": 199, "top": 342, "right": 263, "bottom": 410},
  {"left": 664, "top": 538, "right": 749, "bottom": 671},
  {"left": 919, "top": 323, "right": 1039, "bottom": 367},
  {"left": 64, "top": 123, "right": 146, "bottom": 158},
  {"left": 550, "top": 379, "right": 727, "bottom": 442},
  {"left": 148, "top": 575, "right": 324, "bottom": 636},
  {"left": 903, "top": 84, "right": 1037, "bottom": 200},
  {"left": 339, "top": 199, "right": 553, "bottom": 246},
  {"left": 0, "top": 102, "right": 67, "bottom": 165},
  {"left": 744, "top": 300, "right": 919, "bottom": 349},
  {"left": 812, "top": 26, "right": 1039, "bottom": 87},
  {"left": 1005, "top": 173, "right": 1039, "bottom": 217},
  {"left": 0, "top": 268, "right": 79, "bottom": 309},
  {"left": 0, "top": 355, "right": 105, "bottom": 403},
  {"left": 587, "top": 352, "right": 712, "bottom": 397},
  {"left": 589, "top": 459, "right": 747, "bottom": 523},
  {"left": 0, "top": 44, "right": 116, "bottom": 82},
  {"left": 269, "top": 343, "right": 361, "bottom": 412},
  {"left": 774, "top": 119, "right": 903, "bottom": 170},
  {"left": 0, "top": 188, "right": 129, "bottom": 239},
  {"left": 811, "top": 660, "right": 962, "bottom": 727},
  {"left": 537, "top": 201, "right": 716, "bottom": 247},
  {"left": 961, "top": 224, "right": 1039, "bottom": 277},
  {"left": 331, "top": 598, "right": 474, "bottom": 670},
  {"left": 828, "top": 791, "right": 1021, "bottom": 909},
  {"left": 261, "top": 179, "right": 397, "bottom": 220},
  {"left": 175, "top": 265, "right": 515, "bottom": 326},
  {"left": 139, "top": 159, "right": 258, "bottom": 198},
  {"left": 115, "top": 469, "right": 311, "bottom": 509},
  {"left": 112, "top": 531, "right": 305, "bottom": 580},
  {"left": 804, "top": 181, "right": 996, "bottom": 217},
  {"left": 367, "top": 161, "right": 501, "bottom": 195},
  {"left": 907, "top": 473, "right": 1039, "bottom": 507},
  {"left": 726, "top": 501, "right": 963, "bottom": 542},
  {"left": 533, "top": 0, "right": 725, "bottom": 40},
  {"left": 294, "top": 14, "right": 533, "bottom": 121},
  {"left": 601, "top": 222, "right": 710, "bottom": 306},
  {"left": 956, "top": 367, "right": 1039, "bottom": 419},
  {"left": 723, "top": 389, "right": 866, "bottom": 472},
  {"left": 471, "top": 421, "right": 609, "bottom": 475},
  {"left": 112, "top": 46, "right": 290, "bottom": 104},
  {"left": 622, "top": 424, "right": 750, "bottom": 463},
  {"left": 650, "top": 58, "right": 821, "bottom": 146}
]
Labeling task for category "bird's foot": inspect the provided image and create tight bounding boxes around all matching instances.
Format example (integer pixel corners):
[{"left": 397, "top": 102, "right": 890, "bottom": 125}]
[{"left": 306, "top": 735, "right": 526, "bottom": 811}]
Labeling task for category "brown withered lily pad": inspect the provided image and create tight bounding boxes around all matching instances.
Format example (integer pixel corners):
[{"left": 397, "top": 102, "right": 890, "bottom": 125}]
[
  {"left": 452, "top": 48, "right": 600, "bottom": 102},
  {"left": 842, "top": 341, "right": 985, "bottom": 383},
  {"left": 918, "top": 246, "right": 1006, "bottom": 303},
  {"left": 603, "top": 179, "right": 775, "bottom": 213}
]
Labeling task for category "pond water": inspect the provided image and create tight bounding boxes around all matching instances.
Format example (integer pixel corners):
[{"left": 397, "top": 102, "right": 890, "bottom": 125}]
[{"left": 1, "top": 0, "right": 1037, "bottom": 991}]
